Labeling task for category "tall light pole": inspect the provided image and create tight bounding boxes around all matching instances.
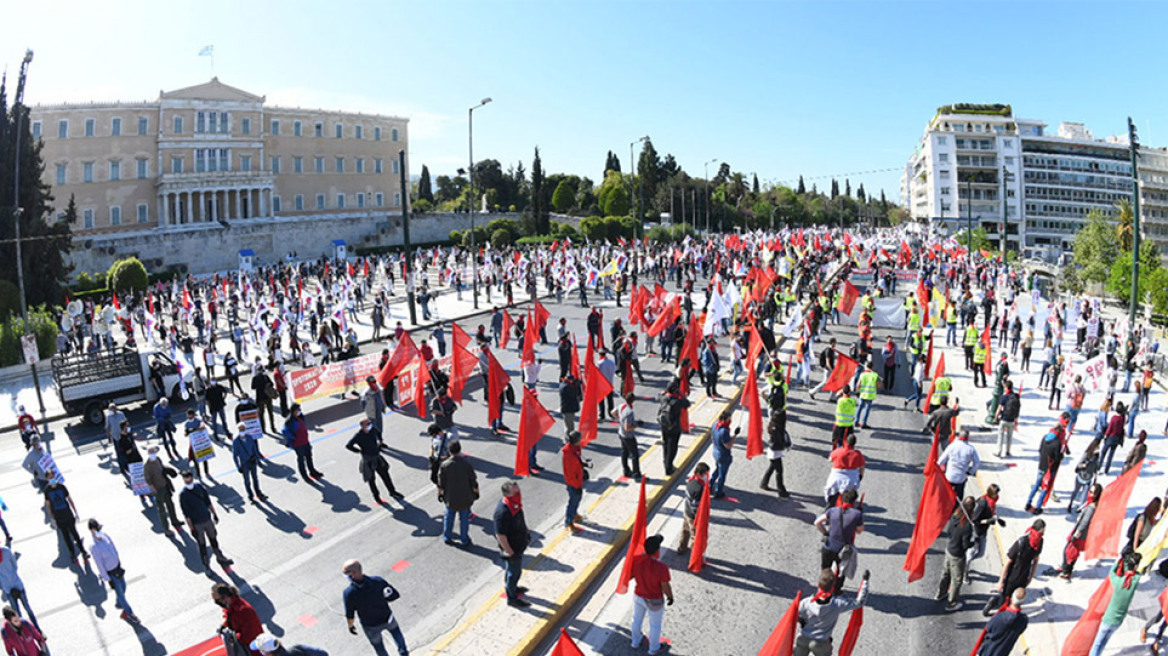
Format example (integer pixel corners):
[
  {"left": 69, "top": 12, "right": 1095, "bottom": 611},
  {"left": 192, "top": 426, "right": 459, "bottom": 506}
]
[
  {"left": 704, "top": 158, "right": 718, "bottom": 233},
  {"left": 965, "top": 177, "right": 973, "bottom": 265},
  {"left": 11, "top": 49, "right": 43, "bottom": 417},
  {"left": 1000, "top": 165, "right": 1014, "bottom": 256},
  {"left": 1128, "top": 117, "right": 1142, "bottom": 342},
  {"left": 630, "top": 136, "right": 648, "bottom": 233},
  {"left": 468, "top": 97, "right": 491, "bottom": 309}
]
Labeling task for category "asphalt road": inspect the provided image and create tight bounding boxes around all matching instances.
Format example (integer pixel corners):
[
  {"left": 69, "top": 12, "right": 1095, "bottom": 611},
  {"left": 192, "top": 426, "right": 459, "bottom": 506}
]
[{"left": 1, "top": 285, "right": 727, "bottom": 655}]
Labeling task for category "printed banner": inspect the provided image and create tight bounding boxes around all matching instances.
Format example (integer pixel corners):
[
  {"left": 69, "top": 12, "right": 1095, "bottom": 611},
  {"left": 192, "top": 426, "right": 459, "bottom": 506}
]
[
  {"left": 893, "top": 269, "right": 918, "bottom": 282},
  {"left": 189, "top": 429, "right": 215, "bottom": 462},
  {"left": 290, "top": 352, "right": 383, "bottom": 403},
  {"left": 238, "top": 408, "right": 262, "bottom": 439},
  {"left": 39, "top": 453, "right": 64, "bottom": 485},
  {"left": 129, "top": 462, "right": 151, "bottom": 496},
  {"left": 1087, "top": 316, "right": 1100, "bottom": 340}
]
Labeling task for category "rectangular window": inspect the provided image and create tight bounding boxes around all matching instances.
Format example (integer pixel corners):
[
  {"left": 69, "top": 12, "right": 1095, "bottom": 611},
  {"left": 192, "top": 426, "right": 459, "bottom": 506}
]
[
  {"left": 271, "top": 156, "right": 281, "bottom": 174},
  {"left": 219, "top": 148, "right": 229, "bottom": 171},
  {"left": 55, "top": 164, "right": 66, "bottom": 184},
  {"left": 374, "top": 126, "right": 382, "bottom": 141},
  {"left": 111, "top": 118, "right": 121, "bottom": 136},
  {"left": 938, "top": 154, "right": 949, "bottom": 163},
  {"left": 272, "top": 196, "right": 281, "bottom": 213},
  {"left": 197, "top": 111, "right": 206, "bottom": 133},
  {"left": 138, "top": 117, "right": 148, "bottom": 135},
  {"left": 109, "top": 161, "right": 121, "bottom": 181},
  {"left": 271, "top": 119, "right": 280, "bottom": 135},
  {"left": 393, "top": 192, "right": 401, "bottom": 206},
  {"left": 206, "top": 148, "right": 218, "bottom": 172},
  {"left": 391, "top": 159, "right": 400, "bottom": 175},
  {"left": 174, "top": 116, "right": 183, "bottom": 134},
  {"left": 196, "top": 150, "right": 206, "bottom": 173},
  {"left": 1004, "top": 139, "right": 1014, "bottom": 148},
  {"left": 357, "top": 193, "right": 366, "bottom": 208},
  {"left": 937, "top": 136, "right": 947, "bottom": 144},
  {"left": 220, "top": 112, "right": 229, "bottom": 133},
  {"left": 356, "top": 158, "right": 365, "bottom": 174},
  {"left": 137, "top": 204, "right": 148, "bottom": 223},
  {"left": 208, "top": 112, "right": 217, "bottom": 133},
  {"left": 374, "top": 158, "right": 383, "bottom": 174},
  {"left": 137, "top": 159, "right": 147, "bottom": 179},
  {"left": 335, "top": 123, "right": 343, "bottom": 138},
  {"left": 83, "top": 162, "right": 94, "bottom": 183},
  {"left": 241, "top": 118, "right": 251, "bottom": 135},
  {"left": 241, "top": 155, "right": 252, "bottom": 172},
  {"left": 314, "top": 157, "right": 324, "bottom": 173},
  {"left": 336, "top": 157, "right": 345, "bottom": 173},
  {"left": 355, "top": 125, "right": 363, "bottom": 140},
  {"left": 391, "top": 128, "right": 399, "bottom": 142},
  {"left": 110, "top": 206, "right": 121, "bottom": 226},
  {"left": 940, "top": 187, "right": 951, "bottom": 195},
  {"left": 85, "top": 119, "right": 95, "bottom": 137},
  {"left": 337, "top": 194, "right": 346, "bottom": 209},
  {"left": 294, "top": 195, "right": 304, "bottom": 211},
  {"left": 375, "top": 192, "right": 384, "bottom": 207},
  {"left": 315, "top": 193, "right": 325, "bottom": 209},
  {"left": 293, "top": 156, "right": 303, "bottom": 173},
  {"left": 294, "top": 121, "right": 302, "bottom": 137},
  {"left": 31, "top": 122, "right": 41, "bottom": 139},
  {"left": 83, "top": 209, "right": 94, "bottom": 229},
  {"left": 58, "top": 120, "right": 68, "bottom": 138},
  {"left": 314, "top": 122, "right": 323, "bottom": 137},
  {"left": 939, "top": 170, "right": 950, "bottom": 179},
  {"left": 171, "top": 157, "right": 183, "bottom": 174}
]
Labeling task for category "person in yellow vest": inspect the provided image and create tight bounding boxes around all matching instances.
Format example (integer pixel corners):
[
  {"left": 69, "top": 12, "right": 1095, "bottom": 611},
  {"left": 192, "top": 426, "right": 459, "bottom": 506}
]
[
  {"left": 963, "top": 324, "right": 979, "bottom": 371},
  {"left": 931, "top": 371, "right": 953, "bottom": 414},
  {"left": 862, "top": 292, "right": 875, "bottom": 314},
  {"left": 906, "top": 306, "right": 921, "bottom": 344},
  {"left": 903, "top": 296, "right": 917, "bottom": 331},
  {"left": 833, "top": 386, "right": 858, "bottom": 449},
  {"left": 945, "top": 302, "right": 959, "bottom": 347},
  {"left": 856, "top": 365, "right": 880, "bottom": 429},
  {"left": 972, "top": 338, "right": 987, "bottom": 388},
  {"left": 907, "top": 328, "right": 923, "bottom": 372}
]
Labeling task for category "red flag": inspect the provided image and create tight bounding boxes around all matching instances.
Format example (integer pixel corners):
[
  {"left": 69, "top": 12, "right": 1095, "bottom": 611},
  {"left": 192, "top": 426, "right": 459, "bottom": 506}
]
[
  {"left": 838, "top": 607, "right": 864, "bottom": 656},
  {"left": 377, "top": 332, "right": 420, "bottom": 388},
  {"left": 487, "top": 351, "right": 510, "bottom": 427},
  {"left": 347, "top": 261, "right": 355, "bottom": 278},
  {"left": 757, "top": 590, "right": 802, "bottom": 656},
  {"left": 836, "top": 281, "right": 860, "bottom": 315},
  {"left": 821, "top": 352, "right": 858, "bottom": 394},
  {"left": 645, "top": 296, "right": 681, "bottom": 337},
  {"left": 616, "top": 477, "right": 648, "bottom": 594},
  {"left": 916, "top": 281, "right": 930, "bottom": 327},
  {"left": 923, "top": 353, "right": 947, "bottom": 415},
  {"left": 903, "top": 429, "right": 957, "bottom": 582},
  {"left": 629, "top": 285, "right": 648, "bottom": 326},
  {"left": 363, "top": 258, "right": 369, "bottom": 278},
  {"left": 743, "top": 331, "right": 764, "bottom": 460},
  {"left": 980, "top": 324, "right": 992, "bottom": 376},
  {"left": 147, "top": 293, "right": 154, "bottom": 315},
  {"left": 451, "top": 322, "right": 471, "bottom": 350},
  {"left": 412, "top": 362, "right": 430, "bottom": 418},
  {"left": 570, "top": 336, "right": 581, "bottom": 379},
  {"left": 182, "top": 285, "right": 192, "bottom": 311},
  {"left": 580, "top": 339, "right": 612, "bottom": 447},
  {"left": 533, "top": 300, "right": 550, "bottom": 330},
  {"left": 521, "top": 311, "right": 538, "bottom": 367},
  {"left": 550, "top": 628, "right": 585, "bottom": 656},
  {"left": 515, "top": 387, "right": 555, "bottom": 476},
  {"left": 447, "top": 342, "right": 478, "bottom": 404},
  {"left": 501, "top": 310, "right": 515, "bottom": 349},
  {"left": 1059, "top": 577, "right": 1114, "bottom": 656},
  {"left": 112, "top": 293, "right": 120, "bottom": 310},
  {"left": 1084, "top": 460, "right": 1143, "bottom": 560},
  {"left": 223, "top": 277, "right": 230, "bottom": 300},
  {"left": 687, "top": 475, "right": 712, "bottom": 573}
]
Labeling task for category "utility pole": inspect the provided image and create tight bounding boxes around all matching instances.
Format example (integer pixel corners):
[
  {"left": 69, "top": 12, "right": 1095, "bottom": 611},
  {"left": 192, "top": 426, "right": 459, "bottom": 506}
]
[
  {"left": 630, "top": 136, "right": 648, "bottom": 236},
  {"left": 400, "top": 149, "right": 416, "bottom": 325},
  {"left": 704, "top": 159, "right": 717, "bottom": 233},
  {"left": 965, "top": 177, "right": 973, "bottom": 265},
  {"left": 1000, "top": 165, "right": 1014, "bottom": 256},
  {"left": 1128, "top": 117, "right": 1142, "bottom": 343},
  {"left": 11, "top": 50, "right": 44, "bottom": 418},
  {"left": 468, "top": 98, "right": 491, "bottom": 310}
]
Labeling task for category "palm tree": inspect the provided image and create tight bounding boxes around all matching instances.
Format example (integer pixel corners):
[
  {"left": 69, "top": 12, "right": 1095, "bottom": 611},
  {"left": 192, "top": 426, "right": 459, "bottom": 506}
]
[{"left": 1116, "top": 199, "right": 1135, "bottom": 252}]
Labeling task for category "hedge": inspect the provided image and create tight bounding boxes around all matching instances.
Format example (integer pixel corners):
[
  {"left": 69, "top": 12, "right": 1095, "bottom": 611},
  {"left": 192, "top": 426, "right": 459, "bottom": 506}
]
[{"left": 0, "top": 306, "right": 60, "bottom": 367}]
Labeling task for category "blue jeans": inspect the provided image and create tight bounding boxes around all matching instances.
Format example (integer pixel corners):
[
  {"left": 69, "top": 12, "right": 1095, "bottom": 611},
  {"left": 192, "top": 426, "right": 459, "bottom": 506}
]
[
  {"left": 528, "top": 443, "right": 540, "bottom": 470},
  {"left": 443, "top": 507, "right": 470, "bottom": 543},
  {"left": 109, "top": 574, "right": 134, "bottom": 616},
  {"left": 1089, "top": 621, "right": 1120, "bottom": 656},
  {"left": 1101, "top": 439, "right": 1122, "bottom": 475},
  {"left": 712, "top": 452, "right": 732, "bottom": 496},
  {"left": 2, "top": 588, "right": 37, "bottom": 630},
  {"left": 947, "top": 324, "right": 957, "bottom": 346},
  {"left": 239, "top": 462, "right": 261, "bottom": 498},
  {"left": 502, "top": 555, "right": 523, "bottom": 601},
  {"left": 566, "top": 486, "right": 583, "bottom": 526},
  {"left": 906, "top": 380, "right": 922, "bottom": 408},
  {"left": 1067, "top": 408, "right": 1081, "bottom": 434},
  {"left": 208, "top": 407, "right": 228, "bottom": 437},
  {"left": 1025, "top": 469, "right": 1050, "bottom": 508},
  {"left": 857, "top": 398, "right": 874, "bottom": 426},
  {"left": 362, "top": 618, "right": 409, "bottom": 656}
]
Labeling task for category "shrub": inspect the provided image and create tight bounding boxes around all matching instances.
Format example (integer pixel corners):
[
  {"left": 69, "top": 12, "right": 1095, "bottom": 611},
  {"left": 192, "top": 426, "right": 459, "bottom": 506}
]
[
  {"left": 449, "top": 230, "right": 462, "bottom": 243},
  {"left": 552, "top": 222, "right": 579, "bottom": 239},
  {"left": 0, "top": 305, "right": 59, "bottom": 366},
  {"left": 71, "top": 271, "right": 107, "bottom": 293},
  {"left": 490, "top": 228, "right": 514, "bottom": 249},
  {"left": 108, "top": 258, "right": 149, "bottom": 295},
  {"left": 0, "top": 280, "right": 20, "bottom": 322},
  {"left": 516, "top": 235, "right": 557, "bottom": 246}
]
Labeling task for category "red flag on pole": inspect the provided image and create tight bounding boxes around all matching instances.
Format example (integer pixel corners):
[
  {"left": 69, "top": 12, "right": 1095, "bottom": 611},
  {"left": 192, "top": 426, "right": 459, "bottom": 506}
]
[
  {"left": 903, "top": 428, "right": 957, "bottom": 582},
  {"left": 837, "top": 281, "right": 860, "bottom": 315},
  {"left": 645, "top": 296, "right": 681, "bottom": 337},
  {"left": 980, "top": 324, "right": 993, "bottom": 376},
  {"left": 757, "top": 590, "right": 802, "bottom": 656},
  {"left": 687, "top": 475, "right": 712, "bottom": 573},
  {"left": 1059, "top": 577, "right": 1114, "bottom": 656},
  {"left": 616, "top": 477, "right": 648, "bottom": 594},
  {"left": 533, "top": 300, "right": 550, "bottom": 331},
  {"left": 451, "top": 322, "right": 471, "bottom": 350},
  {"left": 923, "top": 353, "right": 946, "bottom": 415},
  {"left": 412, "top": 362, "right": 430, "bottom": 418},
  {"left": 514, "top": 387, "right": 555, "bottom": 476},
  {"left": 570, "top": 336, "right": 581, "bottom": 379},
  {"left": 521, "top": 310, "right": 538, "bottom": 367},
  {"left": 821, "top": 352, "right": 858, "bottom": 394},
  {"left": 580, "top": 339, "right": 613, "bottom": 447},
  {"left": 1084, "top": 461, "right": 1143, "bottom": 560},
  {"left": 501, "top": 310, "right": 515, "bottom": 349},
  {"left": 377, "top": 332, "right": 419, "bottom": 388},
  {"left": 916, "top": 281, "right": 930, "bottom": 327},
  {"left": 838, "top": 607, "right": 864, "bottom": 656},
  {"left": 550, "top": 628, "right": 585, "bottom": 656},
  {"left": 447, "top": 342, "right": 478, "bottom": 404},
  {"left": 487, "top": 351, "right": 510, "bottom": 428},
  {"left": 743, "top": 331, "right": 764, "bottom": 460}
]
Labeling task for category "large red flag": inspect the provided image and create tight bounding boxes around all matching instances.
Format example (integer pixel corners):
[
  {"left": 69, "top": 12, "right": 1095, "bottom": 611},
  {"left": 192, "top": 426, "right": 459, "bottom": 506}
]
[
  {"left": 743, "top": 358, "right": 764, "bottom": 459},
  {"left": 570, "top": 336, "right": 581, "bottom": 379},
  {"left": 451, "top": 322, "right": 471, "bottom": 350},
  {"left": 533, "top": 300, "right": 550, "bottom": 330},
  {"left": 687, "top": 475, "right": 712, "bottom": 573},
  {"left": 501, "top": 310, "right": 515, "bottom": 349},
  {"left": 980, "top": 324, "right": 993, "bottom": 376},
  {"left": 521, "top": 310, "right": 538, "bottom": 367},
  {"left": 836, "top": 281, "right": 860, "bottom": 315},
  {"left": 580, "top": 339, "right": 613, "bottom": 447},
  {"left": 514, "top": 387, "right": 555, "bottom": 476},
  {"left": 645, "top": 296, "right": 681, "bottom": 337},
  {"left": 916, "top": 281, "right": 930, "bottom": 327},
  {"left": 1059, "top": 577, "right": 1114, "bottom": 656},
  {"left": 412, "top": 362, "right": 430, "bottom": 418},
  {"left": 923, "top": 353, "right": 947, "bottom": 416},
  {"left": 487, "top": 351, "right": 510, "bottom": 427},
  {"left": 924, "top": 331, "right": 934, "bottom": 377},
  {"left": 838, "top": 607, "right": 863, "bottom": 656},
  {"left": 821, "top": 352, "right": 858, "bottom": 394},
  {"left": 447, "top": 342, "right": 478, "bottom": 404},
  {"left": 903, "top": 428, "right": 957, "bottom": 582},
  {"left": 616, "top": 477, "right": 648, "bottom": 594},
  {"left": 377, "top": 332, "right": 420, "bottom": 388},
  {"left": 757, "top": 590, "right": 802, "bottom": 656},
  {"left": 550, "top": 628, "right": 585, "bottom": 656},
  {"left": 628, "top": 285, "right": 648, "bottom": 326},
  {"left": 1084, "top": 460, "right": 1143, "bottom": 560}
]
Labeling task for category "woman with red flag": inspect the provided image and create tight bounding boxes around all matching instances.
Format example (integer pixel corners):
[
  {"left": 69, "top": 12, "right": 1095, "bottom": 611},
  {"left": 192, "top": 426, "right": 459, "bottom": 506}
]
[{"left": 794, "top": 568, "right": 870, "bottom": 656}]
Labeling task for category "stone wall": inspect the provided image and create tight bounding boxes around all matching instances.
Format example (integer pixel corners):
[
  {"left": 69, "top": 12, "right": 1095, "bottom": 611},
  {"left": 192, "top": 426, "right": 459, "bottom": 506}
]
[{"left": 68, "top": 211, "right": 524, "bottom": 276}]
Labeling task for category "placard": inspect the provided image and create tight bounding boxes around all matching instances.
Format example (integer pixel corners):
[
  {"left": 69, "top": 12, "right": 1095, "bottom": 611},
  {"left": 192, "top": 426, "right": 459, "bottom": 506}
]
[
  {"left": 238, "top": 408, "right": 262, "bottom": 439},
  {"left": 189, "top": 429, "right": 215, "bottom": 462},
  {"left": 1087, "top": 316, "right": 1100, "bottom": 340},
  {"left": 39, "top": 453, "right": 64, "bottom": 484},
  {"left": 129, "top": 462, "right": 151, "bottom": 496}
]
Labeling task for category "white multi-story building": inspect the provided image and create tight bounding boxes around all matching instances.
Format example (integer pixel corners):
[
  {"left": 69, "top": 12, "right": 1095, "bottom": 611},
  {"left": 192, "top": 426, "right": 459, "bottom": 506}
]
[{"left": 902, "top": 104, "right": 1168, "bottom": 262}]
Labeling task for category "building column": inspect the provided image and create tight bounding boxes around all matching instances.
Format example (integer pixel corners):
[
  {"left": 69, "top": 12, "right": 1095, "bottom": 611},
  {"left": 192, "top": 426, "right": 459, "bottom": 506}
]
[
  {"left": 259, "top": 187, "right": 267, "bottom": 218},
  {"left": 182, "top": 192, "right": 190, "bottom": 224},
  {"left": 197, "top": 191, "right": 205, "bottom": 222},
  {"left": 157, "top": 195, "right": 166, "bottom": 227},
  {"left": 230, "top": 189, "right": 237, "bottom": 220}
]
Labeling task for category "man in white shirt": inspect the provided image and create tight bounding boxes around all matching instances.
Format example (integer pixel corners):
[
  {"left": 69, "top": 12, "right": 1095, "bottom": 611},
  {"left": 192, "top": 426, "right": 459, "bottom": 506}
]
[{"left": 938, "top": 428, "right": 981, "bottom": 500}]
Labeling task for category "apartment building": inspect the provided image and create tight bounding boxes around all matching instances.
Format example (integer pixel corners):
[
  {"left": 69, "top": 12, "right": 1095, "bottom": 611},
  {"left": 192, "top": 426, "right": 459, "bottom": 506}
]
[{"left": 30, "top": 78, "right": 408, "bottom": 234}]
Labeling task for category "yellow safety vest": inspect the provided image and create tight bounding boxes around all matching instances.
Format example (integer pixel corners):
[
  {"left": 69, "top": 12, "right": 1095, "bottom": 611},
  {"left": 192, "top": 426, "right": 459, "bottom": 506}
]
[
  {"left": 908, "top": 311, "right": 921, "bottom": 332},
  {"left": 934, "top": 377, "right": 952, "bottom": 402},
  {"left": 858, "top": 371, "right": 879, "bottom": 401},
  {"left": 963, "top": 326, "right": 978, "bottom": 347},
  {"left": 946, "top": 305, "right": 957, "bottom": 324},
  {"left": 835, "top": 397, "right": 858, "bottom": 427},
  {"left": 974, "top": 342, "right": 987, "bottom": 364}
]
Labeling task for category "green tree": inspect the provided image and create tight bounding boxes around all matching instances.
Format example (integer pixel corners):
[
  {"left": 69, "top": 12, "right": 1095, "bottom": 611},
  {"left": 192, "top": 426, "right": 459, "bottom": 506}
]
[
  {"left": 490, "top": 228, "right": 514, "bottom": 249},
  {"left": 1149, "top": 268, "right": 1168, "bottom": 315},
  {"left": 551, "top": 179, "right": 576, "bottom": 214},
  {"left": 1073, "top": 208, "right": 1120, "bottom": 285},
  {"left": 857, "top": 184, "right": 866, "bottom": 203},
  {"left": 1115, "top": 199, "right": 1135, "bottom": 252},
  {"left": 953, "top": 227, "right": 993, "bottom": 253},
  {"left": 797, "top": 175, "right": 806, "bottom": 195},
  {"left": 417, "top": 165, "right": 434, "bottom": 203},
  {"left": 752, "top": 174, "right": 760, "bottom": 196},
  {"left": 107, "top": 257, "right": 149, "bottom": 295},
  {"left": 830, "top": 179, "right": 839, "bottom": 199},
  {"left": 845, "top": 179, "right": 852, "bottom": 197},
  {"left": 434, "top": 175, "right": 468, "bottom": 204},
  {"left": 1106, "top": 240, "right": 1161, "bottom": 305},
  {"left": 530, "top": 148, "right": 548, "bottom": 234},
  {"left": 596, "top": 171, "right": 630, "bottom": 217},
  {"left": 636, "top": 139, "right": 661, "bottom": 220}
]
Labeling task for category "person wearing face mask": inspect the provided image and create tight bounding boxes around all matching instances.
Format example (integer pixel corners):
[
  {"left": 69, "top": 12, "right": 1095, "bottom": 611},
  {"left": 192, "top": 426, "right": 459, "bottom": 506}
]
[
  {"left": 346, "top": 419, "right": 404, "bottom": 504},
  {"left": 178, "top": 471, "right": 233, "bottom": 571},
  {"left": 494, "top": 480, "right": 531, "bottom": 608},
  {"left": 283, "top": 405, "right": 324, "bottom": 483},
  {"left": 87, "top": 519, "right": 138, "bottom": 623},
  {"left": 342, "top": 559, "right": 409, "bottom": 656},
  {"left": 232, "top": 423, "right": 266, "bottom": 503},
  {"left": 0, "top": 605, "right": 46, "bottom": 656},
  {"left": 143, "top": 445, "right": 183, "bottom": 536},
  {"left": 249, "top": 632, "right": 328, "bottom": 656},
  {"left": 211, "top": 583, "right": 264, "bottom": 656}
]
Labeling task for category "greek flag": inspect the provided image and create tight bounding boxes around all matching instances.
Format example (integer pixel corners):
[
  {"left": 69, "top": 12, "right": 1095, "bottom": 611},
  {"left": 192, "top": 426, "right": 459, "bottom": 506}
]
[{"left": 198, "top": 45, "right": 214, "bottom": 56}]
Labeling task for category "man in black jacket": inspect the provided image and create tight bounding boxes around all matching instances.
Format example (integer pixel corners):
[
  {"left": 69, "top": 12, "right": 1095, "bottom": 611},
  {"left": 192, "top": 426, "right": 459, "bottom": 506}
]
[
  {"left": 994, "top": 381, "right": 1020, "bottom": 458},
  {"left": 937, "top": 497, "right": 976, "bottom": 611},
  {"left": 658, "top": 381, "right": 691, "bottom": 476},
  {"left": 494, "top": 481, "right": 531, "bottom": 608},
  {"left": 437, "top": 441, "right": 478, "bottom": 547},
  {"left": 559, "top": 373, "right": 583, "bottom": 434},
  {"left": 346, "top": 419, "right": 404, "bottom": 504}
]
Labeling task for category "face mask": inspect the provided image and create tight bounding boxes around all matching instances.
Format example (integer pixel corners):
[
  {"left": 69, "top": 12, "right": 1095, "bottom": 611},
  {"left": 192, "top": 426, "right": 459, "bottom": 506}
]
[
  {"left": 148, "top": 453, "right": 159, "bottom": 461},
  {"left": 184, "top": 482, "right": 196, "bottom": 490}
]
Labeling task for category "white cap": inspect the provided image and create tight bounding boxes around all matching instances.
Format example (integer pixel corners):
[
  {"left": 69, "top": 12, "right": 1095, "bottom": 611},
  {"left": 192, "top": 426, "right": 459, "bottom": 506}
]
[{"left": 250, "top": 633, "right": 279, "bottom": 652}]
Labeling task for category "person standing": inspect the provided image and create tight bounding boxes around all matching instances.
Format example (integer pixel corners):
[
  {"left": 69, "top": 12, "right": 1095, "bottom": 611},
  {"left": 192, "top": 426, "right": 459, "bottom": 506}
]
[
  {"left": 430, "top": 388, "right": 457, "bottom": 441},
  {"left": 437, "top": 441, "right": 477, "bottom": 547},
  {"left": 178, "top": 470, "right": 234, "bottom": 571},
  {"left": 206, "top": 377, "right": 229, "bottom": 439},
  {"left": 0, "top": 606, "right": 46, "bottom": 656},
  {"left": 0, "top": 546, "right": 36, "bottom": 630},
  {"left": 976, "top": 589, "right": 1028, "bottom": 656},
  {"left": 936, "top": 497, "right": 976, "bottom": 611},
  {"left": 794, "top": 569, "right": 871, "bottom": 656},
  {"left": 346, "top": 419, "right": 404, "bottom": 504},
  {"left": 1089, "top": 552, "right": 1143, "bottom": 655},
  {"left": 824, "top": 435, "right": 865, "bottom": 508},
  {"left": 831, "top": 387, "right": 858, "bottom": 449},
  {"left": 966, "top": 485, "right": 1003, "bottom": 578},
  {"left": 104, "top": 403, "right": 127, "bottom": 449},
  {"left": 988, "top": 520, "right": 1044, "bottom": 616},
  {"left": 43, "top": 480, "right": 87, "bottom": 561},
  {"left": 700, "top": 337, "right": 720, "bottom": 398},
  {"left": 87, "top": 519, "right": 138, "bottom": 622},
  {"left": 855, "top": 365, "right": 880, "bottom": 429},
  {"left": 212, "top": 583, "right": 264, "bottom": 656},
  {"left": 116, "top": 420, "right": 144, "bottom": 481},
  {"left": 272, "top": 364, "right": 289, "bottom": 417},
  {"left": 361, "top": 377, "right": 386, "bottom": 437},
  {"left": 232, "top": 424, "right": 266, "bottom": 503},
  {"left": 710, "top": 409, "right": 737, "bottom": 499},
  {"left": 153, "top": 397, "right": 176, "bottom": 457},
  {"left": 494, "top": 481, "right": 531, "bottom": 608},
  {"left": 558, "top": 373, "right": 583, "bottom": 434},
  {"left": 629, "top": 534, "right": 673, "bottom": 655},
  {"left": 617, "top": 394, "right": 642, "bottom": 481},
  {"left": 993, "top": 381, "right": 1020, "bottom": 458},
  {"left": 143, "top": 445, "right": 182, "bottom": 536},
  {"left": 677, "top": 463, "right": 710, "bottom": 554},
  {"left": 1099, "top": 402, "right": 1127, "bottom": 475},
  {"left": 562, "top": 431, "right": 587, "bottom": 530},
  {"left": 1024, "top": 426, "right": 1065, "bottom": 513},
  {"left": 283, "top": 405, "right": 324, "bottom": 482},
  {"left": 937, "top": 429, "right": 980, "bottom": 500},
  {"left": 342, "top": 559, "right": 408, "bottom": 656},
  {"left": 1055, "top": 483, "right": 1101, "bottom": 580},
  {"left": 761, "top": 413, "right": 791, "bottom": 497},
  {"left": 881, "top": 337, "right": 897, "bottom": 391},
  {"left": 658, "top": 381, "right": 690, "bottom": 476}
]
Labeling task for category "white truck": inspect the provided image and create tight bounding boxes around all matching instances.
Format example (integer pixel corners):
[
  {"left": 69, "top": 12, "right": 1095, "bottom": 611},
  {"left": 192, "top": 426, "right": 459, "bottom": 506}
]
[{"left": 51, "top": 348, "right": 192, "bottom": 425}]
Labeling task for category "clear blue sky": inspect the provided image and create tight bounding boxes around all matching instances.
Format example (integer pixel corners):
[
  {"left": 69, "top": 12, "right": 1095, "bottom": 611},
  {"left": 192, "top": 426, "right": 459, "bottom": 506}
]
[{"left": 5, "top": 0, "right": 1165, "bottom": 201}]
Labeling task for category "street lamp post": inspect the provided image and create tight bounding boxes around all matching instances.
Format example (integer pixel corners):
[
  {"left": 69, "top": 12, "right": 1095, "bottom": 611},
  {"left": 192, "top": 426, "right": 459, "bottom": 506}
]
[
  {"left": 1000, "top": 165, "right": 1014, "bottom": 256},
  {"left": 629, "top": 136, "right": 649, "bottom": 236},
  {"left": 1128, "top": 117, "right": 1142, "bottom": 342},
  {"left": 704, "top": 159, "right": 717, "bottom": 233},
  {"left": 468, "top": 97, "right": 492, "bottom": 310},
  {"left": 11, "top": 50, "right": 43, "bottom": 418},
  {"left": 965, "top": 177, "right": 973, "bottom": 265}
]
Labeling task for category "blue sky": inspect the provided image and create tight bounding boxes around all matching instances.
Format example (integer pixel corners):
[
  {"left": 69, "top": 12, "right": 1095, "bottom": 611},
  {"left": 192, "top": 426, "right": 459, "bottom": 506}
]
[{"left": 5, "top": 0, "right": 1166, "bottom": 201}]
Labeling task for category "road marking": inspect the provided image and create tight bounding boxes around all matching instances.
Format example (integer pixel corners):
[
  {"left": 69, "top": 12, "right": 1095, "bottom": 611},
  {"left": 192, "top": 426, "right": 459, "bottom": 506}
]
[
  {"left": 304, "top": 525, "right": 320, "bottom": 536},
  {"left": 391, "top": 559, "right": 410, "bottom": 572},
  {"left": 297, "top": 613, "right": 319, "bottom": 628}
]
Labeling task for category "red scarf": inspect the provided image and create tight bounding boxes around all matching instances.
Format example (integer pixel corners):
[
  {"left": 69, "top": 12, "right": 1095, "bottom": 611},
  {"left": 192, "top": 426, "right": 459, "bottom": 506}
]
[
  {"left": 504, "top": 491, "right": 523, "bottom": 516},
  {"left": 983, "top": 495, "right": 998, "bottom": 515},
  {"left": 1026, "top": 526, "right": 1042, "bottom": 550},
  {"left": 811, "top": 588, "right": 833, "bottom": 603},
  {"left": 1117, "top": 561, "right": 1138, "bottom": 589}
]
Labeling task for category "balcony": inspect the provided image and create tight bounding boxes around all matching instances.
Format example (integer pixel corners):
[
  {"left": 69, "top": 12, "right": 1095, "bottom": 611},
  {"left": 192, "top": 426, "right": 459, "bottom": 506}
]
[{"left": 157, "top": 170, "right": 275, "bottom": 192}]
